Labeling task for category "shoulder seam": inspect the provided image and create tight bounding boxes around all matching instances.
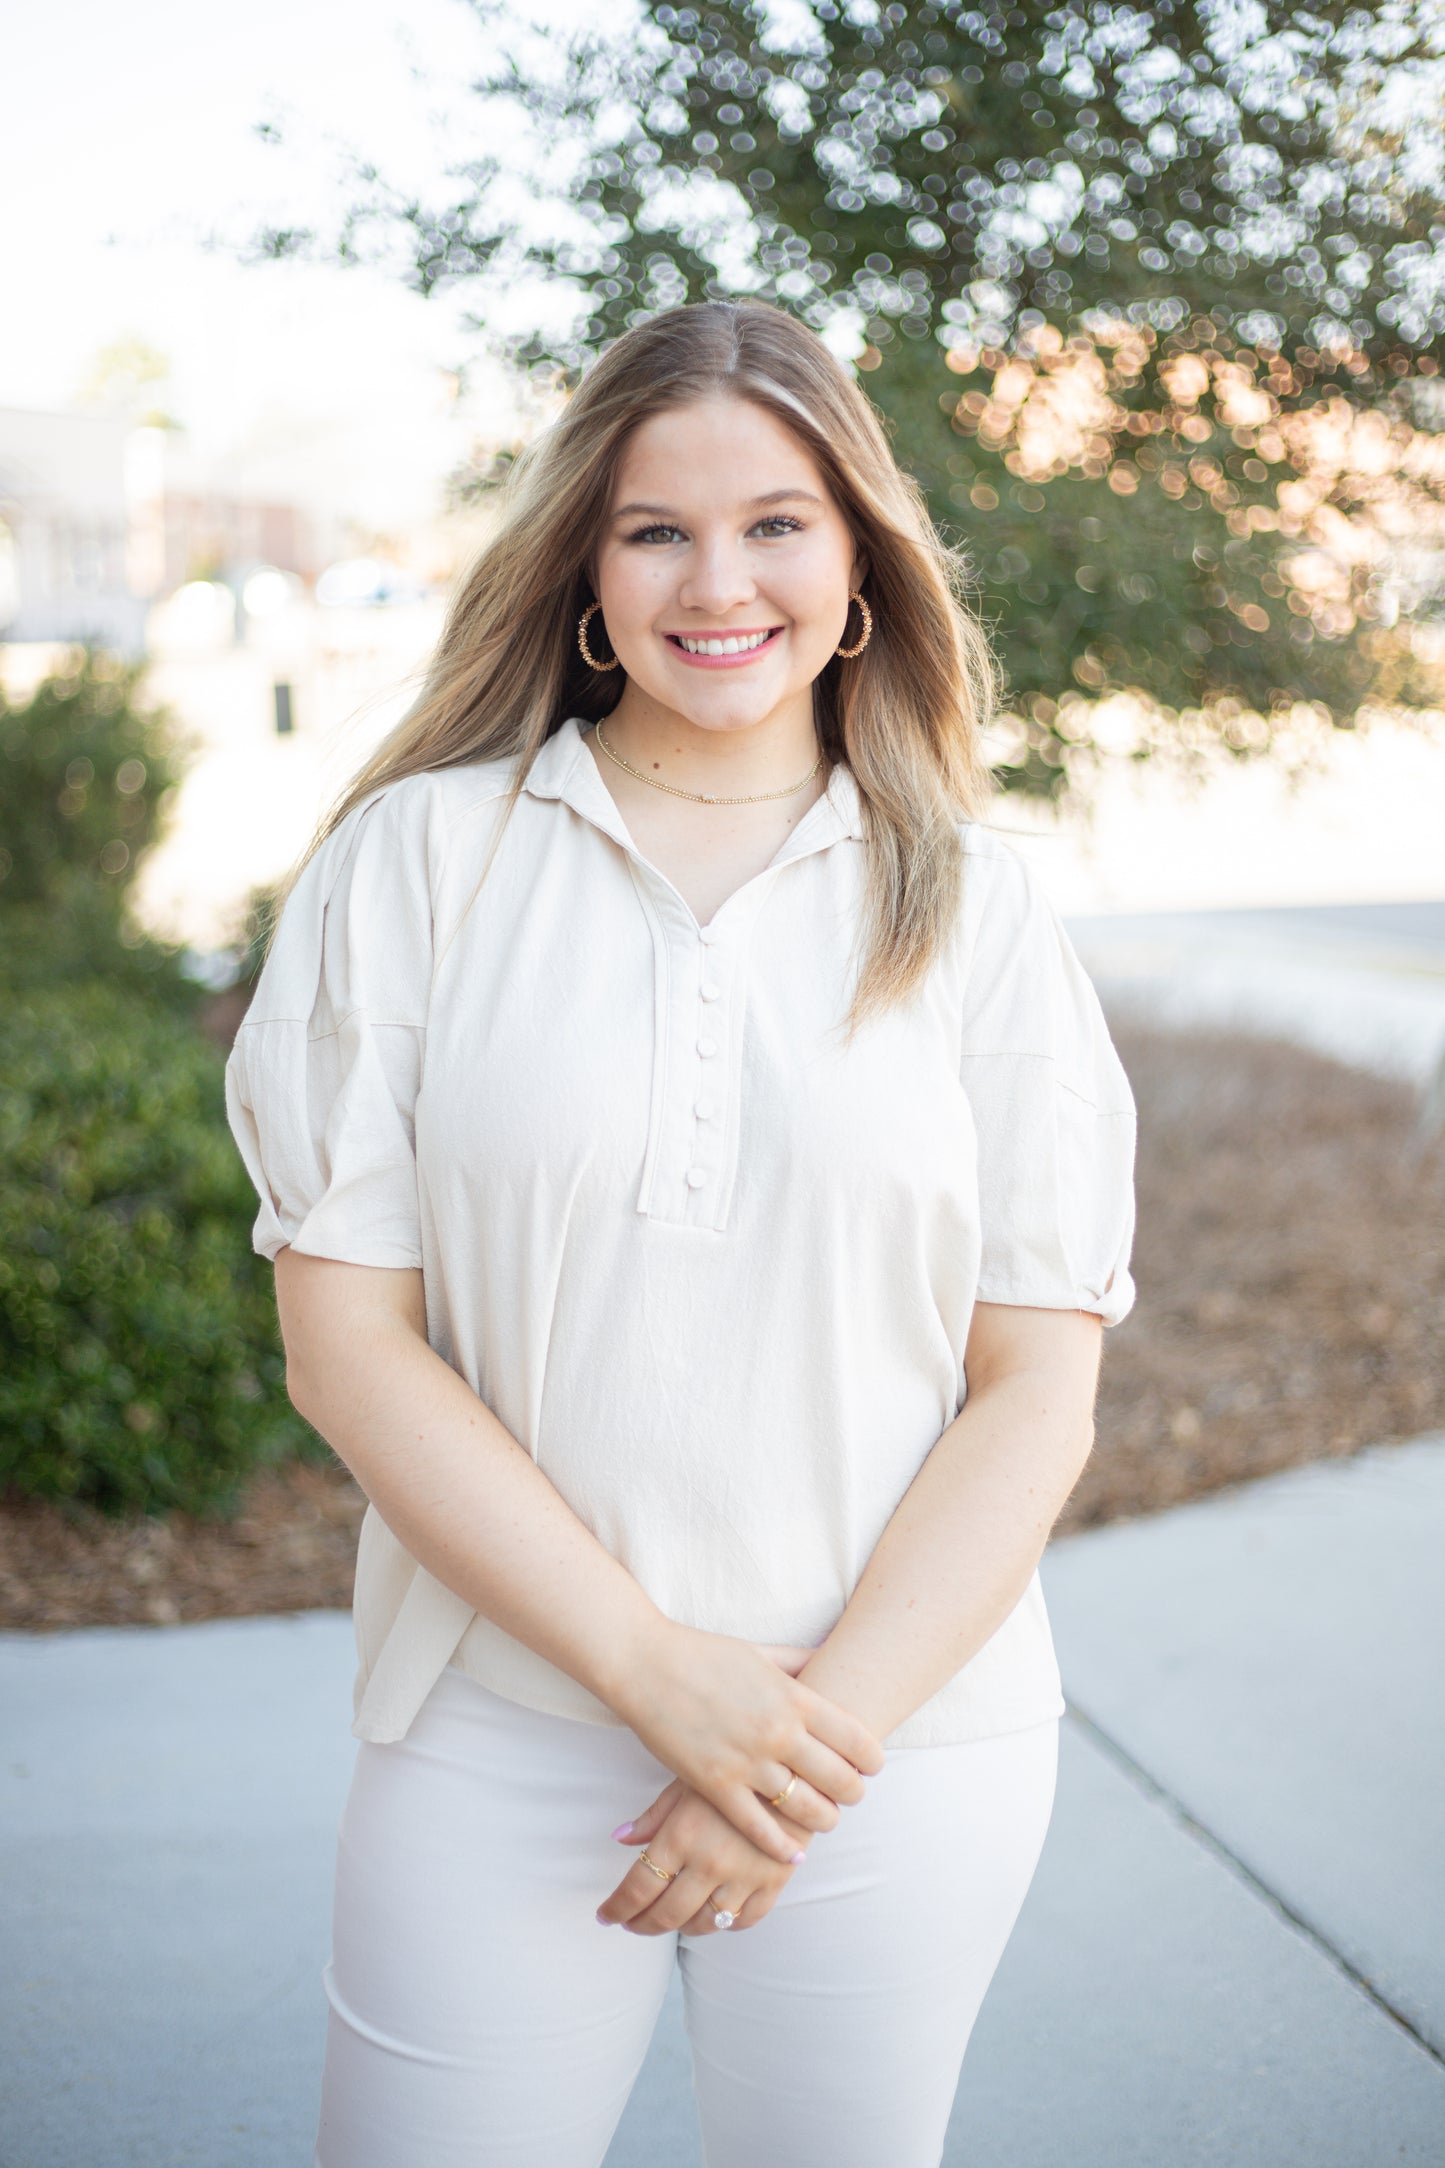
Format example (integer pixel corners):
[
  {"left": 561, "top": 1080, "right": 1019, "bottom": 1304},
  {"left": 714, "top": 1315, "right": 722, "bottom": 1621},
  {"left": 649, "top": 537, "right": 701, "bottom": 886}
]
[
  {"left": 430, "top": 776, "right": 519, "bottom": 918},
  {"left": 232, "top": 1013, "right": 428, "bottom": 1037},
  {"left": 441, "top": 779, "right": 517, "bottom": 825}
]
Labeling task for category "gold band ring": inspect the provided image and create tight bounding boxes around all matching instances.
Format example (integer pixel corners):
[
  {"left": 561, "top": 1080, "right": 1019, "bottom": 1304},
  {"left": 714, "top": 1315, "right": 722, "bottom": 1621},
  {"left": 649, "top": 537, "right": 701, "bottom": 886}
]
[
  {"left": 768, "top": 1774, "right": 798, "bottom": 1809},
  {"left": 637, "top": 1848, "right": 677, "bottom": 1883}
]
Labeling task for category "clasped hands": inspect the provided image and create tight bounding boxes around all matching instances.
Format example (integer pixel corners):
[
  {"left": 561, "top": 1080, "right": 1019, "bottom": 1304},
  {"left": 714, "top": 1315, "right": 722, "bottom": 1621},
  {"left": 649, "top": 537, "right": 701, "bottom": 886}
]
[{"left": 595, "top": 1623, "right": 886, "bottom": 1939}]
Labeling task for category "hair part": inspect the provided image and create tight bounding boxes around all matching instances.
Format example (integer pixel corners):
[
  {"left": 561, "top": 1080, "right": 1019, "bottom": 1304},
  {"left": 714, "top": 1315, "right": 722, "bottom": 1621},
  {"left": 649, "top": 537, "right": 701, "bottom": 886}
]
[{"left": 276, "top": 300, "right": 1001, "bottom": 1038}]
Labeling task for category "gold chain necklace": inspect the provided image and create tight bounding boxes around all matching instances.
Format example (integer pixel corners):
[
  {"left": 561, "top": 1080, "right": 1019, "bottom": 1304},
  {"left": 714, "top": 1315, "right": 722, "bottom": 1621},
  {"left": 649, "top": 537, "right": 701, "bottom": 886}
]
[{"left": 591, "top": 720, "right": 825, "bottom": 806}]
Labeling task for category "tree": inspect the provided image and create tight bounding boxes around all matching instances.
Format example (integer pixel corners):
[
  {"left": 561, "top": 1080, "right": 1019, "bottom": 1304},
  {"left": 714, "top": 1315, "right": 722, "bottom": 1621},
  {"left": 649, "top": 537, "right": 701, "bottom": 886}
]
[
  {"left": 254, "top": 0, "right": 1445, "bottom": 787},
  {"left": 76, "top": 335, "right": 181, "bottom": 431}
]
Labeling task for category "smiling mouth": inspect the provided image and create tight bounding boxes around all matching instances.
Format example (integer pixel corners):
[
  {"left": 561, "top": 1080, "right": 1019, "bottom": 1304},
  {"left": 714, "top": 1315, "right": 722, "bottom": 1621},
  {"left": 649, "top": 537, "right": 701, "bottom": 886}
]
[{"left": 665, "top": 627, "right": 784, "bottom": 659}]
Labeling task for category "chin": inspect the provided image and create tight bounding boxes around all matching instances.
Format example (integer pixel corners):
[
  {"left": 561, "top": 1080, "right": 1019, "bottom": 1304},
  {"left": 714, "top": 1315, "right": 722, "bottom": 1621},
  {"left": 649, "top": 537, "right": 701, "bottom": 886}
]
[
  {"left": 681, "top": 700, "right": 787, "bottom": 736},
  {"left": 663, "top": 678, "right": 799, "bottom": 734}
]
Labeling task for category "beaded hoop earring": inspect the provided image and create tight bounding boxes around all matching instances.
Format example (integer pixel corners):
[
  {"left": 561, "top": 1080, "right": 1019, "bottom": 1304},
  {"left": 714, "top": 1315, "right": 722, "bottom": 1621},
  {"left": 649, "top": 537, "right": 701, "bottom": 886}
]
[
  {"left": 835, "top": 591, "right": 873, "bottom": 660},
  {"left": 577, "top": 601, "right": 620, "bottom": 672}
]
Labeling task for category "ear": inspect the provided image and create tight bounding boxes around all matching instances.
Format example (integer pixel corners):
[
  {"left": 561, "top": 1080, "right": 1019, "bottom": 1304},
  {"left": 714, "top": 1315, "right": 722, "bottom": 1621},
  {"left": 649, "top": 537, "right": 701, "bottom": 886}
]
[{"left": 849, "top": 540, "right": 871, "bottom": 592}]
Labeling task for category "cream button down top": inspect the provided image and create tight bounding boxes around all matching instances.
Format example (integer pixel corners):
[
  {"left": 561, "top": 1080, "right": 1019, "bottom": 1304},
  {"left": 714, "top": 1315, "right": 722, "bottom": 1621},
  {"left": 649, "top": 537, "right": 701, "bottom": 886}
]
[{"left": 225, "top": 716, "right": 1138, "bottom": 1749}]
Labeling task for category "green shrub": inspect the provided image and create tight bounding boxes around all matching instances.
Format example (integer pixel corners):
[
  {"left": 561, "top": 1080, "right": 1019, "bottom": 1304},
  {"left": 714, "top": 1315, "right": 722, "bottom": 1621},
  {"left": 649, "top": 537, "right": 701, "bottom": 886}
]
[
  {"left": 0, "top": 982, "right": 312, "bottom": 1517},
  {"left": 0, "top": 654, "right": 309, "bottom": 1516},
  {"left": 0, "top": 649, "right": 186, "bottom": 906},
  {"left": 0, "top": 876, "right": 205, "bottom": 1008},
  {"left": 0, "top": 649, "right": 200, "bottom": 1005}
]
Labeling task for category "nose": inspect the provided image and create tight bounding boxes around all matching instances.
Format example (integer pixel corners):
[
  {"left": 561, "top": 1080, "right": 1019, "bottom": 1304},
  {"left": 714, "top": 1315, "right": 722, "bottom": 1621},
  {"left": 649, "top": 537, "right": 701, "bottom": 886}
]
[{"left": 676, "top": 532, "right": 758, "bottom": 618}]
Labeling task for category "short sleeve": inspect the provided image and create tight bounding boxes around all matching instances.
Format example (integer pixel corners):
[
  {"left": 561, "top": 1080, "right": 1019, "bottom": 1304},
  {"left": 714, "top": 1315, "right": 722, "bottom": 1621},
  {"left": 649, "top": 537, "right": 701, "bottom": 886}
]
[
  {"left": 957, "top": 832, "right": 1138, "bottom": 1327},
  {"left": 224, "top": 780, "right": 437, "bottom": 1268}
]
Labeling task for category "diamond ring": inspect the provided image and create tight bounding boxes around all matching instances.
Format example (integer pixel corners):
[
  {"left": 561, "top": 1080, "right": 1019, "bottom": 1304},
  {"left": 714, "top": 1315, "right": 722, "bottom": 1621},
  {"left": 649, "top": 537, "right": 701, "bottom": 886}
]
[{"left": 712, "top": 1908, "right": 735, "bottom": 1931}]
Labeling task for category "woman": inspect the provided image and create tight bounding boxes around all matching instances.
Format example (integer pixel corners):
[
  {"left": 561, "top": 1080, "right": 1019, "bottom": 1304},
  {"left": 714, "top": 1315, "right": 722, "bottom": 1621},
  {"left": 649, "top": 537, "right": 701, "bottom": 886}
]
[{"left": 226, "top": 298, "right": 1137, "bottom": 2168}]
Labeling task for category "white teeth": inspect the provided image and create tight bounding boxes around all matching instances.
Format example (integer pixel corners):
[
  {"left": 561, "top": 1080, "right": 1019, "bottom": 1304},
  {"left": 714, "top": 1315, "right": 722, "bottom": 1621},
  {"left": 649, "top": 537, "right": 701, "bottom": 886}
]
[{"left": 677, "top": 631, "right": 774, "bottom": 655}]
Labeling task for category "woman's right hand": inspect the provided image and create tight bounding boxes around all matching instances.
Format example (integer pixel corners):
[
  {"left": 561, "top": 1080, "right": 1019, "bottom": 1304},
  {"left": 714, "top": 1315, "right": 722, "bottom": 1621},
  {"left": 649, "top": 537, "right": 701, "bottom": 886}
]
[{"left": 607, "top": 1619, "right": 886, "bottom": 1865}]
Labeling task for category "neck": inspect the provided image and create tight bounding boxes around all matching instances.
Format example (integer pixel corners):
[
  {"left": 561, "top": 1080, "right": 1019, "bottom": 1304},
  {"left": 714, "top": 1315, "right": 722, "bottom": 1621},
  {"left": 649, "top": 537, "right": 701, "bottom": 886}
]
[{"left": 596, "top": 689, "right": 822, "bottom": 800}]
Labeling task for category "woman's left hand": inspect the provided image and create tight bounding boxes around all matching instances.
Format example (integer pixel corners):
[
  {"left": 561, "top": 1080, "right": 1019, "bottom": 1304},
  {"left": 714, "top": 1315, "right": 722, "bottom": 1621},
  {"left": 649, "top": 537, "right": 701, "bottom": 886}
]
[{"left": 597, "top": 1779, "right": 811, "bottom": 1936}]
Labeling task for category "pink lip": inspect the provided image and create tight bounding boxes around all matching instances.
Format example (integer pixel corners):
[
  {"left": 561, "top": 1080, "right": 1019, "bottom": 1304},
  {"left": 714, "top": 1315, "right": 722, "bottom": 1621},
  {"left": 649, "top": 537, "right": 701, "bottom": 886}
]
[{"left": 664, "top": 627, "right": 785, "bottom": 669}]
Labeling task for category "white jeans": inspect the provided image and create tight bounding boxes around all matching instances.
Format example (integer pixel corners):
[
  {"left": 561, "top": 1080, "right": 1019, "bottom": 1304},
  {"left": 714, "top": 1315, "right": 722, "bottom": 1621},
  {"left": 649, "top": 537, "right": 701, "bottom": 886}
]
[{"left": 315, "top": 1663, "right": 1059, "bottom": 2168}]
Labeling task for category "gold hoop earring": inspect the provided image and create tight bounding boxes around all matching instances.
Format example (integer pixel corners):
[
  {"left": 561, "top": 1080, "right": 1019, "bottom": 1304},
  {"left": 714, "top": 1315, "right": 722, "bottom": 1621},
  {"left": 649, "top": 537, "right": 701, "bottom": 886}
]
[
  {"left": 835, "top": 591, "right": 872, "bottom": 660},
  {"left": 578, "top": 600, "right": 620, "bottom": 672}
]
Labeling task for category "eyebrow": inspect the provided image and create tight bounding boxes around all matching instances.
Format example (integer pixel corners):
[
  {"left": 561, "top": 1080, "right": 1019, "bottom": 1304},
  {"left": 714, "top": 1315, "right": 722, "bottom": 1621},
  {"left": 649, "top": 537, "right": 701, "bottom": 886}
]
[{"left": 611, "top": 488, "right": 825, "bottom": 520}]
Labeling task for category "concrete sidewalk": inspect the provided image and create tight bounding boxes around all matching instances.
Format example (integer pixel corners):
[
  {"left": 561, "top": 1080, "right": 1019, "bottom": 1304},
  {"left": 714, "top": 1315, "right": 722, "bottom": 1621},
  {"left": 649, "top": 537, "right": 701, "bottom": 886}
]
[
  {"left": 1065, "top": 897, "right": 1445, "bottom": 1090},
  {"left": 3, "top": 1435, "right": 1443, "bottom": 2166}
]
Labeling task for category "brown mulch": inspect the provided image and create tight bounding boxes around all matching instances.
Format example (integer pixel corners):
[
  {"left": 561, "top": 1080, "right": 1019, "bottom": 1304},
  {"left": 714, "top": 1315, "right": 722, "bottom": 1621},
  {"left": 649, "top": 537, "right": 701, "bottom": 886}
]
[
  {"left": 1072, "top": 1022, "right": 1445, "bottom": 1529},
  {"left": 2, "top": 1025, "right": 1442, "bottom": 1630},
  {"left": 0, "top": 1461, "right": 366, "bottom": 1630}
]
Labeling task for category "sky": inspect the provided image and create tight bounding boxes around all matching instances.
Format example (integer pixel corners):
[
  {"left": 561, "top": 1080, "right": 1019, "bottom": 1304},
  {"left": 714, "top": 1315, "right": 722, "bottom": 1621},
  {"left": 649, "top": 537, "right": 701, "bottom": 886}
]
[{"left": 4, "top": 0, "right": 542, "bottom": 535}]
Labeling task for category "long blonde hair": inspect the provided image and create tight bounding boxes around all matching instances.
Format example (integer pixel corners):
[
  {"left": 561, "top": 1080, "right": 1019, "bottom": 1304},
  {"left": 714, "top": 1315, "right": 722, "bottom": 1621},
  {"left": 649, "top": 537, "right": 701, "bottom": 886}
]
[{"left": 285, "top": 300, "right": 999, "bottom": 1035}]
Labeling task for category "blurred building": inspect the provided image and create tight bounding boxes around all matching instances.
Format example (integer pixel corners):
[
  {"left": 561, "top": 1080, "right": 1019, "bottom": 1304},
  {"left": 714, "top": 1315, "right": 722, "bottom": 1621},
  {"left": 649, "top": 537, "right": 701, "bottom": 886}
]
[
  {"left": 0, "top": 406, "right": 324, "bottom": 658},
  {"left": 0, "top": 406, "right": 145, "bottom": 651},
  {"left": 124, "top": 424, "right": 321, "bottom": 597}
]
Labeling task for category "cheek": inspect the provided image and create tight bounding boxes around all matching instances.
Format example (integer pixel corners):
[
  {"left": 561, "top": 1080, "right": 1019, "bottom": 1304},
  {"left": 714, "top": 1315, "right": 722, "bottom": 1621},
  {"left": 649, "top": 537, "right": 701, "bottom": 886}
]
[
  {"left": 596, "top": 549, "right": 671, "bottom": 629},
  {"left": 778, "top": 529, "right": 854, "bottom": 607},
  {"left": 772, "top": 547, "right": 852, "bottom": 646}
]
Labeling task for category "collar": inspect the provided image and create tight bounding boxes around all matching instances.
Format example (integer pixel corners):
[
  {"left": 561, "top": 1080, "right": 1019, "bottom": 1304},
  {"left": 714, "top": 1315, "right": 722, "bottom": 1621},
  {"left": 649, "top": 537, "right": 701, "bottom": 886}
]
[{"left": 522, "top": 716, "right": 867, "bottom": 852}]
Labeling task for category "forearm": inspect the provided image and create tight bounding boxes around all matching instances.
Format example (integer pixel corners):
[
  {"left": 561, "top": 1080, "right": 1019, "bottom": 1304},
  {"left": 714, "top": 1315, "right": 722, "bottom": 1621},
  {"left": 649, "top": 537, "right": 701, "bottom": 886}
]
[
  {"left": 274, "top": 1255, "right": 887, "bottom": 1867},
  {"left": 795, "top": 1367, "right": 1093, "bottom": 1740},
  {"left": 284, "top": 1300, "right": 665, "bottom": 1722}
]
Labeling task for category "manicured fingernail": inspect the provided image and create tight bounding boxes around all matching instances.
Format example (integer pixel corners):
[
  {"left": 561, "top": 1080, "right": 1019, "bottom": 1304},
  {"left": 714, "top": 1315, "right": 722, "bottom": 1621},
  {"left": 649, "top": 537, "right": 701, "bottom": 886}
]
[
  {"left": 791, "top": 1850, "right": 807, "bottom": 1864},
  {"left": 610, "top": 1822, "right": 634, "bottom": 1841},
  {"left": 596, "top": 1908, "right": 611, "bottom": 1925}
]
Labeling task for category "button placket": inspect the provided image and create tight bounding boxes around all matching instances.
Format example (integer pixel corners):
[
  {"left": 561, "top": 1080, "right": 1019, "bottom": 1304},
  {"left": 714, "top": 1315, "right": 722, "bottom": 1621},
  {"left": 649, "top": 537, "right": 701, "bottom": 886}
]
[
  {"left": 544, "top": 723, "right": 863, "bottom": 1229},
  {"left": 626, "top": 869, "right": 676, "bottom": 1219},
  {"left": 682, "top": 890, "right": 775, "bottom": 1234},
  {"left": 614, "top": 825, "right": 838, "bottom": 1228},
  {"left": 683, "top": 931, "right": 727, "bottom": 1212},
  {"left": 627, "top": 871, "right": 736, "bottom": 1224}
]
